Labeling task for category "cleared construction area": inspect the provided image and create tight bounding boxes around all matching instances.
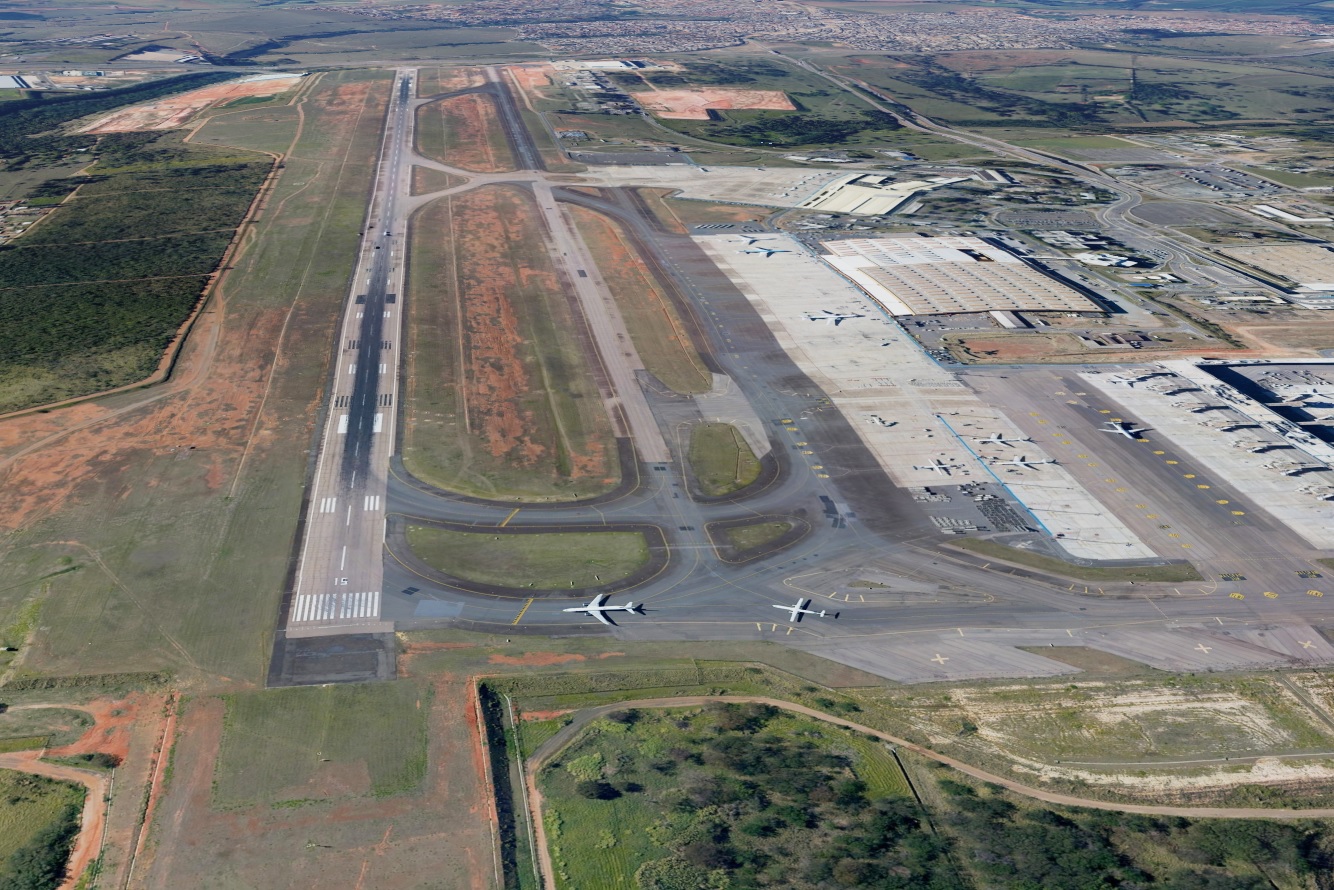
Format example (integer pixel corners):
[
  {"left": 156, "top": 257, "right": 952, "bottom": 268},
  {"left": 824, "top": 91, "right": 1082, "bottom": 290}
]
[{"left": 821, "top": 235, "right": 1103, "bottom": 316}]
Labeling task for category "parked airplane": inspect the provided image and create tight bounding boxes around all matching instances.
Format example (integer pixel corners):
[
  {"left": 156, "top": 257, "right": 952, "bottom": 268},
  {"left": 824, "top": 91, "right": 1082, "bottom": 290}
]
[
  {"left": 740, "top": 246, "right": 791, "bottom": 257},
  {"left": 1109, "top": 371, "right": 1168, "bottom": 387},
  {"left": 772, "top": 598, "right": 829, "bottom": 623},
  {"left": 1100, "top": 421, "right": 1147, "bottom": 440},
  {"left": 865, "top": 414, "right": 896, "bottom": 427},
  {"left": 972, "top": 432, "right": 1029, "bottom": 447},
  {"left": 991, "top": 455, "right": 1055, "bottom": 469},
  {"left": 735, "top": 235, "right": 775, "bottom": 246},
  {"left": 562, "top": 594, "right": 643, "bottom": 626},
  {"left": 1272, "top": 388, "right": 1323, "bottom": 404},
  {"left": 804, "top": 310, "right": 865, "bottom": 326},
  {"left": 914, "top": 459, "right": 957, "bottom": 476}
]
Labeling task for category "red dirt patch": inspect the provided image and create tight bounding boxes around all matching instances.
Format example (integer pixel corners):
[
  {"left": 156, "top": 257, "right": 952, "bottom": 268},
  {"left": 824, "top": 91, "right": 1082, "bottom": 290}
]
[
  {"left": 507, "top": 64, "right": 555, "bottom": 97},
  {"left": 488, "top": 652, "right": 588, "bottom": 666},
  {"left": 633, "top": 88, "right": 795, "bottom": 120},
  {"left": 413, "top": 187, "right": 612, "bottom": 482},
  {"left": 46, "top": 692, "right": 160, "bottom": 763},
  {"left": 432, "top": 93, "right": 515, "bottom": 173},
  {"left": 519, "top": 709, "right": 573, "bottom": 722}
]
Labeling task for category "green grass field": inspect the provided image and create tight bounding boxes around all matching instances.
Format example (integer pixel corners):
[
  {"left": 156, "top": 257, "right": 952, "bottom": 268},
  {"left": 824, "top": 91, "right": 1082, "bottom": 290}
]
[
  {"left": 213, "top": 681, "right": 428, "bottom": 808},
  {"left": 569, "top": 205, "right": 710, "bottom": 395},
  {"left": 948, "top": 538, "right": 1203, "bottom": 583},
  {"left": 406, "top": 526, "right": 649, "bottom": 589},
  {"left": 0, "top": 768, "right": 82, "bottom": 886},
  {"left": 723, "top": 521, "right": 792, "bottom": 553},
  {"left": 193, "top": 105, "right": 302, "bottom": 156},
  {"left": 688, "top": 422, "right": 761, "bottom": 496},
  {"left": 0, "top": 707, "right": 92, "bottom": 749}
]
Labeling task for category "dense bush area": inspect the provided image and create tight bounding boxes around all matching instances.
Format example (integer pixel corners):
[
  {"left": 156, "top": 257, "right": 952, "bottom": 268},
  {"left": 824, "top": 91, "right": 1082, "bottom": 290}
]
[
  {"left": 0, "top": 135, "right": 269, "bottom": 410},
  {"left": 938, "top": 779, "right": 1330, "bottom": 889},
  {"left": 536, "top": 702, "right": 1334, "bottom": 890},
  {"left": 0, "top": 771, "right": 82, "bottom": 890},
  {"left": 670, "top": 109, "right": 901, "bottom": 147},
  {"left": 0, "top": 802, "right": 81, "bottom": 890}
]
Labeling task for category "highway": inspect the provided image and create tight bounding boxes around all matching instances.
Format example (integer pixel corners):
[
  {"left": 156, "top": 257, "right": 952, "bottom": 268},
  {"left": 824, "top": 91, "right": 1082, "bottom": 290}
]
[{"left": 278, "top": 69, "right": 414, "bottom": 640}]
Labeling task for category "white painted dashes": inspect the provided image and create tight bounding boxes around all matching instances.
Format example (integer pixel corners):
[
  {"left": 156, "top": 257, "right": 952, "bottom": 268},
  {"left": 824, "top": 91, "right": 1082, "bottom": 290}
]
[{"left": 291, "top": 591, "right": 380, "bottom": 623}]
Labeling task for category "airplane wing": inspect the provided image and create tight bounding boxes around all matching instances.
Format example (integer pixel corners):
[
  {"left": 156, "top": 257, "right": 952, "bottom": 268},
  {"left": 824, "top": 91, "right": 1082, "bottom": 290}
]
[{"left": 590, "top": 609, "right": 613, "bottom": 626}]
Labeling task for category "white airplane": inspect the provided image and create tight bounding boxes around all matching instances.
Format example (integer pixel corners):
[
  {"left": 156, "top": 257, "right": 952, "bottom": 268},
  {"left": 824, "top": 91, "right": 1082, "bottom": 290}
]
[
  {"left": 865, "top": 414, "right": 896, "bottom": 427},
  {"left": 1109, "top": 371, "right": 1167, "bottom": 387},
  {"left": 562, "top": 594, "right": 643, "bottom": 626},
  {"left": 914, "top": 459, "right": 956, "bottom": 476},
  {"left": 735, "top": 235, "right": 775, "bottom": 246},
  {"left": 772, "top": 598, "right": 828, "bottom": 623},
  {"left": 804, "top": 310, "right": 864, "bottom": 326},
  {"left": 991, "top": 455, "right": 1055, "bottom": 469},
  {"left": 972, "top": 432, "right": 1029, "bottom": 447},
  {"left": 1100, "top": 421, "right": 1147, "bottom": 440},
  {"left": 740, "top": 246, "right": 791, "bottom": 257},
  {"left": 1273, "top": 388, "right": 1323, "bottom": 404}
]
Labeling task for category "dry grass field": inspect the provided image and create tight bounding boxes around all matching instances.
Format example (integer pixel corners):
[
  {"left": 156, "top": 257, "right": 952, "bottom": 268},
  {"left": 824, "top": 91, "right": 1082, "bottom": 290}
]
[
  {"left": 568, "top": 204, "right": 710, "bottom": 395},
  {"left": 415, "top": 93, "right": 515, "bottom": 173},
  {"left": 403, "top": 186, "right": 619, "bottom": 500}
]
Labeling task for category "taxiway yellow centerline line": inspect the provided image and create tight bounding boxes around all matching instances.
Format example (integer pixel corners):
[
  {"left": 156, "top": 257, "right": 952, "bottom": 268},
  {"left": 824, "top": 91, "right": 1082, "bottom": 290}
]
[{"left": 499, "top": 508, "right": 521, "bottom": 528}]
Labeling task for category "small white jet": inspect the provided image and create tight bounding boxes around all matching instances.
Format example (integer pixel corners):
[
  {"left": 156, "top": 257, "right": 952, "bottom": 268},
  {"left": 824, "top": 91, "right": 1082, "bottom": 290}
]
[
  {"left": 1274, "top": 388, "right": 1323, "bottom": 404},
  {"left": 973, "top": 432, "right": 1029, "bottom": 447},
  {"left": 562, "top": 594, "right": 643, "bottom": 626},
  {"left": 914, "top": 459, "right": 956, "bottom": 476},
  {"left": 1100, "top": 421, "right": 1147, "bottom": 440},
  {"left": 740, "top": 246, "right": 791, "bottom": 257},
  {"left": 772, "top": 598, "right": 828, "bottom": 623},
  {"left": 991, "top": 455, "right": 1055, "bottom": 469},
  {"left": 735, "top": 235, "right": 775, "bottom": 246},
  {"left": 1109, "top": 371, "right": 1167, "bottom": 387},
  {"left": 865, "top": 414, "right": 896, "bottom": 427},
  {"left": 804, "top": 309, "right": 864, "bottom": 326}
]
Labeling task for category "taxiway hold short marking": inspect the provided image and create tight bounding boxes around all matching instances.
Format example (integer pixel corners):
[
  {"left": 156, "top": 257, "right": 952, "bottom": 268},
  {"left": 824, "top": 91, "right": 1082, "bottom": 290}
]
[{"left": 512, "top": 597, "right": 534, "bottom": 625}]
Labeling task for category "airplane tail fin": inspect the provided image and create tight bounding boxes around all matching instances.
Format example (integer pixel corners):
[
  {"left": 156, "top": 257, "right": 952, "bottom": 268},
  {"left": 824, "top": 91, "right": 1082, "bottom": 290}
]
[
  {"left": 627, "top": 603, "right": 641, "bottom": 613},
  {"left": 817, "top": 610, "right": 827, "bottom": 618}
]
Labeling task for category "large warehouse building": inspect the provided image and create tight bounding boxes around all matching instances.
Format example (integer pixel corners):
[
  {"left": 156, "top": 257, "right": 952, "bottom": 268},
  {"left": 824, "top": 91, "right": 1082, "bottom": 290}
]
[
  {"left": 1218, "top": 243, "right": 1334, "bottom": 291},
  {"left": 820, "top": 235, "right": 1104, "bottom": 316}
]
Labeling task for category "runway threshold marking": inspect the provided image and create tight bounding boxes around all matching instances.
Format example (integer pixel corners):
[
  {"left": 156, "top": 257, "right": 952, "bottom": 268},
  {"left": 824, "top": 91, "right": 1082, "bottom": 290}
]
[
  {"left": 499, "top": 507, "right": 521, "bottom": 528},
  {"left": 511, "top": 597, "right": 534, "bottom": 625}
]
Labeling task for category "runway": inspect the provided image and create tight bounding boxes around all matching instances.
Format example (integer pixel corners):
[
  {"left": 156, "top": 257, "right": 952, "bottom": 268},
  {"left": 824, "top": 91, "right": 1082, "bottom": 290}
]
[{"left": 272, "top": 69, "right": 414, "bottom": 654}]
